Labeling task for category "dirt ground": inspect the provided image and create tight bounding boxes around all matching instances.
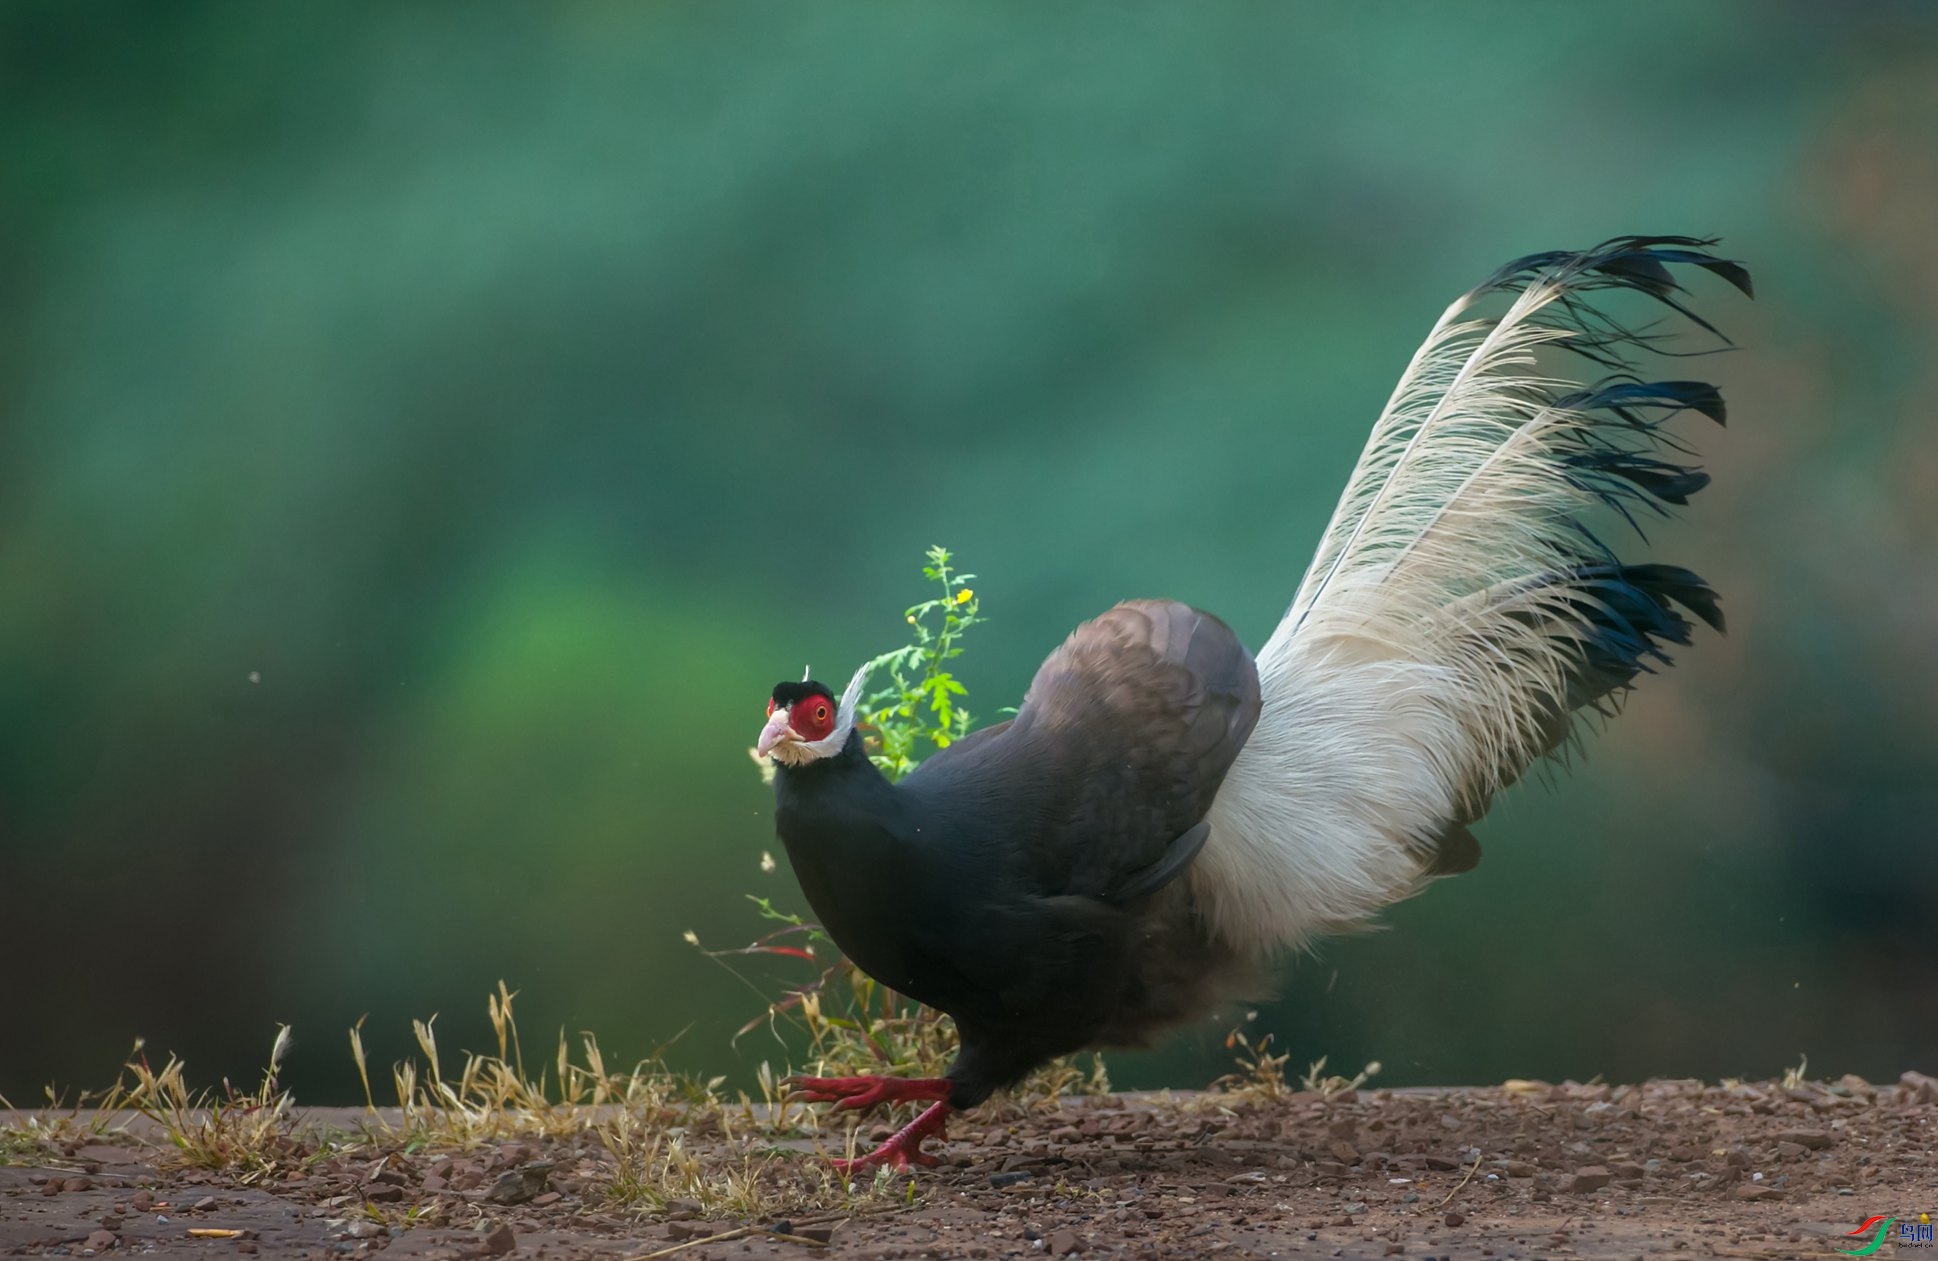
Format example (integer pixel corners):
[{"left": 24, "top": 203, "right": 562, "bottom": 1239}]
[{"left": 6, "top": 1075, "right": 1936, "bottom": 1261}]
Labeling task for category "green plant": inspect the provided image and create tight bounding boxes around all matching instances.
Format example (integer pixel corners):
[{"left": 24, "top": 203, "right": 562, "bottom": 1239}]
[{"left": 857, "top": 545, "right": 985, "bottom": 780}]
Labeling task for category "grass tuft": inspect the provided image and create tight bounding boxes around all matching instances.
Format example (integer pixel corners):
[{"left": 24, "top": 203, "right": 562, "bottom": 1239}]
[
  {"left": 1214, "top": 1016, "right": 1379, "bottom": 1103},
  {"left": 360, "top": 982, "right": 725, "bottom": 1149},
  {"left": 117, "top": 1026, "right": 301, "bottom": 1180}
]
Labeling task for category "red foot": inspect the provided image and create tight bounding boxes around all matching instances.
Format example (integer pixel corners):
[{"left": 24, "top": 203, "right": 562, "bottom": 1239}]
[
  {"left": 781, "top": 1074, "right": 953, "bottom": 1113},
  {"left": 829, "top": 1100, "right": 953, "bottom": 1175}
]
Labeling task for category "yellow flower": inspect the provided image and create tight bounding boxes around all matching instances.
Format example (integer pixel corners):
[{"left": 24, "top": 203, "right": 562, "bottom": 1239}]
[{"left": 955, "top": 588, "right": 973, "bottom": 604}]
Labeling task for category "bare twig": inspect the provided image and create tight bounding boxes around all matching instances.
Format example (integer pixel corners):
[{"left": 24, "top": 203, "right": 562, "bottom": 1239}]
[{"left": 1436, "top": 1151, "right": 1484, "bottom": 1208}]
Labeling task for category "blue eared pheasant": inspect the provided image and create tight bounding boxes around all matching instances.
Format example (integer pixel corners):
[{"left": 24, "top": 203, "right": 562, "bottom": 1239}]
[{"left": 753, "top": 237, "right": 1751, "bottom": 1173}]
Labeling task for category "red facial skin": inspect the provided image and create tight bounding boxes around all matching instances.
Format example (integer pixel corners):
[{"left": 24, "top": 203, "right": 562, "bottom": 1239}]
[{"left": 769, "top": 692, "right": 837, "bottom": 743}]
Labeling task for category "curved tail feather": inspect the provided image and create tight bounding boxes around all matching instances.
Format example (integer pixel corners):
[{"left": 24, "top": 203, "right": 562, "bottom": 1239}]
[{"left": 1194, "top": 237, "right": 1750, "bottom": 956}]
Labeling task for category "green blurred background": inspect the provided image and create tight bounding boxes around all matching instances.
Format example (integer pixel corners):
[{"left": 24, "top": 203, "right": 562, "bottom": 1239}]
[{"left": 4, "top": 2, "right": 1936, "bottom": 1105}]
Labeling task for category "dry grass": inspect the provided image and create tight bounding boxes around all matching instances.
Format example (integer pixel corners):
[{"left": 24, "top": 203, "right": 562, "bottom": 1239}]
[
  {"left": 349, "top": 982, "right": 725, "bottom": 1150},
  {"left": 593, "top": 1109, "right": 906, "bottom": 1220},
  {"left": 0, "top": 1091, "right": 117, "bottom": 1167},
  {"left": 3, "top": 984, "right": 758, "bottom": 1215},
  {"left": 116, "top": 1026, "right": 304, "bottom": 1180},
  {"left": 1212, "top": 1014, "right": 1380, "bottom": 1104},
  {"left": 4, "top": 979, "right": 1373, "bottom": 1229}
]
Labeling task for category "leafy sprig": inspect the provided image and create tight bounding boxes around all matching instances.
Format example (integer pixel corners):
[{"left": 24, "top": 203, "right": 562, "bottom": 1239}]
[{"left": 857, "top": 545, "right": 983, "bottom": 780}]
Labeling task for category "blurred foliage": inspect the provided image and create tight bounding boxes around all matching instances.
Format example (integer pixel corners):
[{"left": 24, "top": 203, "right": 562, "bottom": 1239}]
[{"left": 3, "top": 1, "right": 1937, "bottom": 1103}]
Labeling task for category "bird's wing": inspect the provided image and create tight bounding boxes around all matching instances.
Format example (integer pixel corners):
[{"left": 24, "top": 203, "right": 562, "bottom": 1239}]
[
  {"left": 1192, "top": 237, "right": 1750, "bottom": 957},
  {"left": 905, "top": 599, "right": 1258, "bottom": 903},
  {"left": 1010, "top": 599, "right": 1261, "bottom": 902}
]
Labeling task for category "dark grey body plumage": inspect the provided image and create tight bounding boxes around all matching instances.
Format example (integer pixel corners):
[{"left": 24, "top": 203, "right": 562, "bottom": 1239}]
[{"left": 771, "top": 600, "right": 1265, "bottom": 1108}]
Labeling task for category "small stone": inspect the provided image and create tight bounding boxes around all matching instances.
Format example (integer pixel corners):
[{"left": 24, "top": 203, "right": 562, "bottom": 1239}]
[
  {"left": 84, "top": 1230, "right": 117, "bottom": 1253},
  {"left": 363, "top": 1184, "right": 404, "bottom": 1203},
  {"left": 1566, "top": 1166, "right": 1612, "bottom": 1193},
  {"left": 795, "top": 1226, "right": 835, "bottom": 1244},
  {"left": 237, "top": 1243, "right": 258, "bottom": 1254},
  {"left": 1775, "top": 1129, "right": 1833, "bottom": 1150},
  {"left": 485, "top": 1164, "right": 551, "bottom": 1206},
  {"left": 1444, "top": 1211, "right": 1465, "bottom": 1227},
  {"left": 1423, "top": 1154, "right": 1461, "bottom": 1171},
  {"left": 1735, "top": 1184, "right": 1785, "bottom": 1202},
  {"left": 131, "top": 1191, "right": 154, "bottom": 1212},
  {"left": 41, "top": 1179, "right": 62, "bottom": 1197},
  {"left": 990, "top": 1172, "right": 1034, "bottom": 1189},
  {"left": 1900, "top": 1071, "right": 1938, "bottom": 1105},
  {"left": 481, "top": 1222, "right": 517, "bottom": 1255},
  {"left": 64, "top": 1178, "right": 94, "bottom": 1193},
  {"left": 192, "top": 1196, "right": 217, "bottom": 1211},
  {"left": 1045, "top": 1229, "right": 1082, "bottom": 1255},
  {"left": 344, "top": 1222, "right": 384, "bottom": 1239},
  {"left": 530, "top": 1191, "right": 561, "bottom": 1207},
  {"left": 1329, "top": 1140, "right": 1361, "bottom": 1164},
  {"left": 1775, "top": 1141, "right": 1807, "bottom": 1159}
]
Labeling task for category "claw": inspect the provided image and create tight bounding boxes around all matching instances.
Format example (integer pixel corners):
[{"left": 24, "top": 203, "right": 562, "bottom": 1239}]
[
  {"left": 828, "top": 1099, "right": 952, "bottom": 1175},
  {"left": 779, "top": 1074, "right": 952, "bottom": 1113},
  {"left": 782, "top": 1077, "right": 956, "bottom": 1176}
]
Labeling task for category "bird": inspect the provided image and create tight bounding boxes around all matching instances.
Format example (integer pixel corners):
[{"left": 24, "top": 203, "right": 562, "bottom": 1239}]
[{"left": 753, "top": 236, "right": 1751, "bottom": 1174}]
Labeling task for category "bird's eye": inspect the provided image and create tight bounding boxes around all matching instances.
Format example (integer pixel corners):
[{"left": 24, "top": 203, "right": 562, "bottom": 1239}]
[{"left": 814, "top": 704, "right": 830, "bottom": 723}]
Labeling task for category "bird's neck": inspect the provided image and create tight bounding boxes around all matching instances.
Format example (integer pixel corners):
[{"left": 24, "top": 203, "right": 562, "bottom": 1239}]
[
  {"left": 770, "top": 731, "right": 926, "bottom": 984},
  {"left": 772, "top": 729, "right": 898, "bottom": 833}
]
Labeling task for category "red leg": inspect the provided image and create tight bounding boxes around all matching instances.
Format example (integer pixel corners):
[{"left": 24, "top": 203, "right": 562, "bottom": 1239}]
[
  {"left": 781, "top": 1074, "right": 953, "bottom": 1113},
  {"left": 829, "top": 1099, "right": 953, "bottom": 1175}
]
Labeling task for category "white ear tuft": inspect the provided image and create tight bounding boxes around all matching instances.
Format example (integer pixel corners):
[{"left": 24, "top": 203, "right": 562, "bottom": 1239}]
[{"left": 789, "top": 661, "right": 874, "bottom": 762}]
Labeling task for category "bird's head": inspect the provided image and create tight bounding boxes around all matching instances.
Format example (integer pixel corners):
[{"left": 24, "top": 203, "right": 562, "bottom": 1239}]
[{"left": 756, "top": 666, "right": 869, "bottom": 768}]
